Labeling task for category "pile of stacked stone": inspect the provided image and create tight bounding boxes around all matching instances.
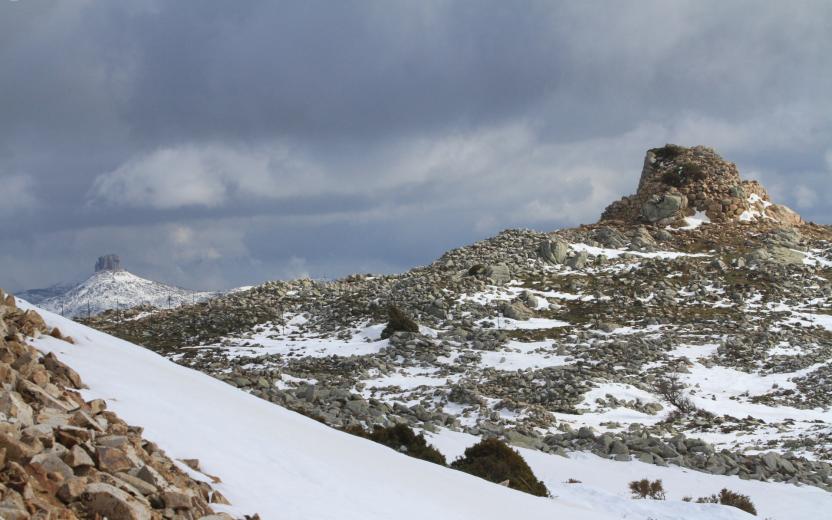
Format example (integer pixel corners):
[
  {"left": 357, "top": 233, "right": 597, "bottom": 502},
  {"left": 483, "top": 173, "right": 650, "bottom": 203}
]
[
  {"left": 0, "top": 288, "right": 243, "bottom": 520},
  {"left": 601, "top": 144, "right": 801, "bottom": 225}
]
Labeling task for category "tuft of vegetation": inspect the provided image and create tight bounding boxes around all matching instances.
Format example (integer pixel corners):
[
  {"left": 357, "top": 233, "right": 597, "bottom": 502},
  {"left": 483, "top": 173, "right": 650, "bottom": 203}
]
[
  {"left": 681, "top": 161, "right": 706, "bottom": 181},
  {"left": 651, "top": 141, "right": 704, "bottom": 189},
  {"left": 467, "top": 264, "right": 486, "bottom": 276},
  {"left": 661, "top": 169, "right": 685, "bottom": 187},
  {"left": 653, "top": 144, "right": 687, "bottom": 161},
  {"left": 696, "top": 489, "right": 757, "bottom": 516},
  {"left": 450, "top": 438, "right": 549, "bottom": 497},
  {"left": 654, "top": 372, "right": 699, "bottom": 415},
  {"left": 344, "top": 424, "right": 446, "bottom": 466},
  {"left": 661, "top": 161, "right": 707, "bottom": 187},
  {"left": 380, "top": 305, "right": 419, "bottom": 339},
  {"left": 628, "top": 479, "right": 666, "bottom": 500}
]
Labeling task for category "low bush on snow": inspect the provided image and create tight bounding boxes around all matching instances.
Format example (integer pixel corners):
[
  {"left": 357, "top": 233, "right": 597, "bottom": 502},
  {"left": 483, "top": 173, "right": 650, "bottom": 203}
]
[
  {"left": 344, "top": 424, "right": 447, "bottom": 466},
  {"left": 450, "top": 437, "right": 549, "bottom": 497},
  {"left": 628, "top": 478, "right": 666, "bottom": 500},
  {"left": 380, "top": 305, "right": 419, "bottom": 339},
  {"left": 689, "top": 488, "right": 757, "bottom": 516}
]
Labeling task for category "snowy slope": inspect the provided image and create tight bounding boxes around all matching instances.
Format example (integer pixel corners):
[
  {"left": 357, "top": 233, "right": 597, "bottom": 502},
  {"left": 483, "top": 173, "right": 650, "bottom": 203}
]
[
  {"left": 20, "top": 299, "right": 748, "bottom": 520},
  {"left": 429, "top": 429, "right": 832, "bottom": 520},
  {"left": 37, "top": 270, "right": 215, "bottom": 318}
]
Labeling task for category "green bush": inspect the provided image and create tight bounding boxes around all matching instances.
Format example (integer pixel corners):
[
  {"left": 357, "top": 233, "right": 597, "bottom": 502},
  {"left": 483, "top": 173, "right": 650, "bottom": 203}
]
[
  {"left": 380, "top": 305, "right": 419, "bottom": 339},
  {"left": 450, "top": 438, "right": 549, "bottom": 497},
  {"left": 696, "top": 489, "right": 757, "bottom": 516},
  {"left": 346, "top": 424, "right": 447, "bottom": 466},
  {"left": 628, "top": 478, "right": 666, "bottom": 500}
]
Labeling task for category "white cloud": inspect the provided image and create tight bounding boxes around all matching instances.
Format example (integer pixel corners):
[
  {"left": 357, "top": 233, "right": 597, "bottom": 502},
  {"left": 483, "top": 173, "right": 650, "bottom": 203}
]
[
  {"left": 90, "top": 143, "right": 327, "bottom": 209},
  {"left": 0, "top": 174, "right": 37, "bottom": 215}
]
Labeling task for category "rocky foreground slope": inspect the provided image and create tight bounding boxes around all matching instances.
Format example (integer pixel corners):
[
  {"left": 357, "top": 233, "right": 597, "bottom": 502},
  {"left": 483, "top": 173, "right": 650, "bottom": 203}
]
[
  {"left": 0, "top": 289, "right": 238, "bottom": 519},
  {"left": 82, "top": 146, "right": 832, "bottom": 516},
  {"left": 16, "top": 290, "right": 770, "bottom": 519}
]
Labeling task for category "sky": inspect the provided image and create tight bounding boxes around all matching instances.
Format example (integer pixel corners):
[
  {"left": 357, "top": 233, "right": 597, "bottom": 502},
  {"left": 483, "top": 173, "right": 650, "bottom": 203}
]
[{"left": 1, "top": 0, "right": 831, "bottom": 292}]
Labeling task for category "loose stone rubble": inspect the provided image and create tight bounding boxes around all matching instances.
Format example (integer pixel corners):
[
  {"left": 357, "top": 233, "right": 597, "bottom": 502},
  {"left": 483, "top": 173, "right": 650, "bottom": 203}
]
[
  {"left": 0, "top": 289, "right": 246, "bottom": 520},
  {"left": 80, "top": 146, "right": 832, "bottom": 492}
]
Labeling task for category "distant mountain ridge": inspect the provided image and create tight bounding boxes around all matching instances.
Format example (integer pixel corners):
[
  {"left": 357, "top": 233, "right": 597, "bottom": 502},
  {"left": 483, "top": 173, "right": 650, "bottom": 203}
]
[
  {"left": 37, "top": 269, "right": 217, "bottom": 318},
  {"left": 22, "top": 255, "right": 218, "bottom": 317},
  {"left": 16, "top": 280, "right": 81, "bottom": 305}
]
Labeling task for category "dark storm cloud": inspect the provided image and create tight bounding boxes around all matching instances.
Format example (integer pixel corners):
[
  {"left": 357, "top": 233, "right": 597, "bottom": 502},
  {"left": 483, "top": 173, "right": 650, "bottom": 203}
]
[{"left": 1, "top": 0, "right": 831, "bottom": 292}]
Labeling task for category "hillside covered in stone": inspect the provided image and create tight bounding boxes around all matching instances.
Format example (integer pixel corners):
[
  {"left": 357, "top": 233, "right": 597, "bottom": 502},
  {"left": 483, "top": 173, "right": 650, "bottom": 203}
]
[{"left": 80, "top": 146, "right": 832, "bottom": 515}]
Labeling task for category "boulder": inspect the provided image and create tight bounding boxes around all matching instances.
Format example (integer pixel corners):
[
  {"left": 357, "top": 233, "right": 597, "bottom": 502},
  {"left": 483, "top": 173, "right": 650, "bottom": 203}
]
[
  {"left": 746, "top": 246, "right": 805, "bottom": 266},
  {"left": 484, "top": 264, "right": 512, "bottom": 284},
  {"left": 30, "top": 451, "right": 75, "bottom": 481},
  {"left": 42, "top": 352, "right": 84, "bottom": 389},
  {"left": 598, "top": 322, "right": 620, "bottom": 333},
  {"left": 0, "top": 491, "right": 29, "bottom": 520},
  {"left": 96, "top": 446, "right": 134, "bottom": 473},
  {"left": 162, "top": 490, "right": 193, "bottom": 510},
  {"left": 210, "top": 490, "right": 231, "bottom": 505},
  {"left": 538, "top": 239, "right": 569, "bottom": 264},
  {"left": 64, "top": 444, "right": 95, "bottom": 468},
  {"left": 500, "top": 301, "right": 533, "bottom": 321},
  {"left": 766, "top": 204, "right": 803, "bottom": 226},
  {"left": 567, "top": 251, "right": 589, "bottom": 269},
  {"left": 81, "top": 482, "right": 152, "bottom": 520},
  {"left": 641, "top": 193, "right": 686, "bottom": 223},
  {"left": 592, "top": 227, "right": 628, "bottom": 249},
  {"left": 504, "top": 430, "right": 544, "bottom": 450},
  {"left": 58, "top": 477, "right": 88, "bottom": 503},
  {"left": 0, "top": 431, "right": 37, "bottom": 460},
  {"left": 0, "top": 390, "right": 34, "bottom": 426},
  {"left": 629, "top": 226, "right": 657, "bottom": 250}
]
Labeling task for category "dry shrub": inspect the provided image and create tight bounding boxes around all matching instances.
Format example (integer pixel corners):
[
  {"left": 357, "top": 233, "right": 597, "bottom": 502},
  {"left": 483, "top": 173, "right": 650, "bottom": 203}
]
[
  {"left": 696, "top": 489, "right": 757, "bottom": 516},
  {"left": 628, "top": 478, "right": 666, "bottom": 500}
]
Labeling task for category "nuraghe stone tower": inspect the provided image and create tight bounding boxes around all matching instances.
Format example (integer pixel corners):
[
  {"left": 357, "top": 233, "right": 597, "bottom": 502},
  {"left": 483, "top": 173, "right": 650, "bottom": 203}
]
[{"left": 600, "top": 144, "right": 801, "bottom": 226}]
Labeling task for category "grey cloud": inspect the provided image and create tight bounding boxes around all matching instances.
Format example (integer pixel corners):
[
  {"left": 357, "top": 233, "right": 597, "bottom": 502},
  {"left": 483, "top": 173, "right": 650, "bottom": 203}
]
[{"left": 1, "top": 0, "right": 831, "bottom": 292}]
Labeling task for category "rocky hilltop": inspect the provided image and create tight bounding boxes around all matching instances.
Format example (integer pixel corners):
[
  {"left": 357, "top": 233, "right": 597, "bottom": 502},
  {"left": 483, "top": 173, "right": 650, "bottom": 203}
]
[
  {"left": 33, "top": 259, "right": 216, "bottom": 319},
  {"left": 77, "top": 146, "right": 832, "bottom": 517},
  {"left": 94, "top": 255, "right": 123, "bottom": 273},
  {"left": 601, "top": 144, "right": 802, "bottom": 226},
  {"left": 0, "top": 289, "right": 240, "bottom": 519}
]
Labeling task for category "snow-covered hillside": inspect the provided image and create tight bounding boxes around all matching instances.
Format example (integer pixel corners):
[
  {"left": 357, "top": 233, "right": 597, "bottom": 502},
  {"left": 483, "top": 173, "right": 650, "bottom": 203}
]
[
  {"left": 22, "top": 299, "right": 757, "bottom": 520},
  {"left": 37, "top": 270, "right": 215, "bottom": 318}
]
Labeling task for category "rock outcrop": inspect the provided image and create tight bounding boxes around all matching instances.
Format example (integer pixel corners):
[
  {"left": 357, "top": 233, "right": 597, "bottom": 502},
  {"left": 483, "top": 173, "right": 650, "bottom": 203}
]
[
  {"left": 95, "top": 254, "right": 122, "bottom": 273},
  {"left": 0, "top": 288, "right": 240, "bottom": 520},
  {"left": 600, "top": 144, "right": 802, "bottom": 226}
]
